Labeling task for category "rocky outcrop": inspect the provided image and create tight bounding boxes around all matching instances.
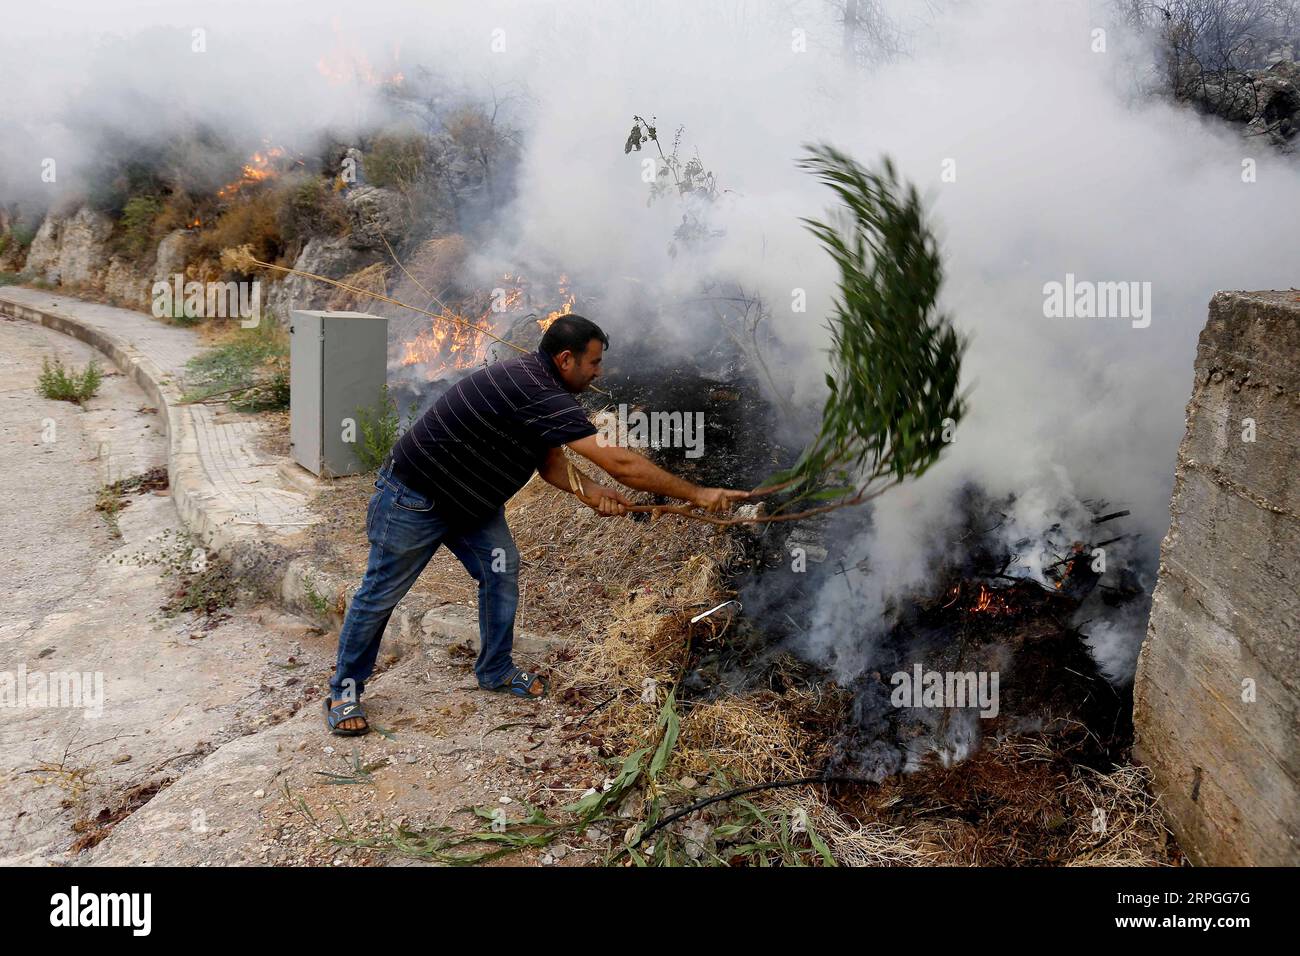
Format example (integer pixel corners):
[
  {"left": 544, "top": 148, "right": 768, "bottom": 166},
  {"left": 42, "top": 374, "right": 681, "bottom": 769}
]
[
  {"left": 23, "top": 215, "right": 62, "bottom": 280},
  {"left": 343, "top": 185, "right": 407, "bottom": 251},
  {"left": 1133, "top": 290, "right": 1300, "bottom": 866},
  {"left": 0, "top": 236, "right": 25, "bottom": 273},
  {"left": 1180, "top": 60, "right": 1300, "bottom": 149},
  {"left": 103, "top": 256, "right": 150, "bottom": 309},
  {"left": 154, "top": 229, "right": 192, "bottom": 282},
  {"left": 0, "top": 207, "right": 30, "bottom": 271},
  {"left": 23, "top": 206, "right": 114, "bottom": 286},
  {"left": 60, "top": 208, "right": 115, "bottom": 285},
  {"left": 263, "top": 235, "right": 381, "bottom": 326}
]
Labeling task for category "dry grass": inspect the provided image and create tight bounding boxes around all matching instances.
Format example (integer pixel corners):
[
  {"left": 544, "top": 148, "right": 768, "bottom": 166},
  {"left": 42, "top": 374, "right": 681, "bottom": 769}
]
[
  {"left": 677, "top": 693, "right": 820, "bottom": 780},
  {"left": 780, "top": 734, "right": 1176, "bottom": 867},
  {"left": 776, "top": 789, "right": 947, "bottom": 866},
  {"left": 198, "top": 185, "right": 288, "bottom": 265},
  {"left": 391, "top": 235, "right": 468, "bottom": 304},
  {"left": 512, "top": 468, "right": 736, "bottom": 636},
  {"left": 529, "top": 466, "right": 843, "bottom": 783},
  {"left": 326, "top": 262, "right": 390, "bottom": 312}
]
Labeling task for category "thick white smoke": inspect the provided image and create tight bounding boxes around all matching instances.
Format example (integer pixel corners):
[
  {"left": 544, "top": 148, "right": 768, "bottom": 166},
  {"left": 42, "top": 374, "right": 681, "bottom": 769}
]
[{"left": 497, "top": 0, "right": 1300, "bottom": 682}]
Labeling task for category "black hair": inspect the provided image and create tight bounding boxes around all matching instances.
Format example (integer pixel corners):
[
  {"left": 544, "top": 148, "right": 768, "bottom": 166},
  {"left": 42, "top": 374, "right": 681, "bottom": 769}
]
[{"left": 539, "top": 314, "right": 609, "bottom": 359}]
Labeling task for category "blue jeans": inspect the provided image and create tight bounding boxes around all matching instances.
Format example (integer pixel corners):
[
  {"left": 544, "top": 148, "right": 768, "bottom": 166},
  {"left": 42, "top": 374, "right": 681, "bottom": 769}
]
[{"left": 329, "top": 460, "right": 521, "bottom": 701}]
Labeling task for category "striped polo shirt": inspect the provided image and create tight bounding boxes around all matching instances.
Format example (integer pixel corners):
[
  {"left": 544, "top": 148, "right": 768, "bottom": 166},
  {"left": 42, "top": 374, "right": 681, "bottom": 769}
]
[{"left": 389, "top": 349, "right": 597, "bottom": 525}]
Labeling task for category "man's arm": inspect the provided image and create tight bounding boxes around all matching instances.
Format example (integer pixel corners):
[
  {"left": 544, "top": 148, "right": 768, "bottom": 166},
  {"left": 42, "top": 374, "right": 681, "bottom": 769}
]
[
  {"left": 565, "top": 435, "right": 749, "bottom": 513},
  {"left": 539, "top": 446, "right": 632, "bottom": 516}
]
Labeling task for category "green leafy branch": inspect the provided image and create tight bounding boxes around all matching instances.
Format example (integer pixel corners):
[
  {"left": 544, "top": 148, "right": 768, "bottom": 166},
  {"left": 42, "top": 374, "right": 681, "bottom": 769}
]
[
  {"left": 627, "top": 145, "right": 968, "bottom": 526},
  {"left": 775, "top": 145, "right": 967, "bottom": 508}
]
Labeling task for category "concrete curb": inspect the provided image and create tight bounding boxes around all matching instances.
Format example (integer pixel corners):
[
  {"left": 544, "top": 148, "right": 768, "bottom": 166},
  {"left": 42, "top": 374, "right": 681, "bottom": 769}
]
[{"left": 0, "top": 292, "right": 560, "bottom": 666}]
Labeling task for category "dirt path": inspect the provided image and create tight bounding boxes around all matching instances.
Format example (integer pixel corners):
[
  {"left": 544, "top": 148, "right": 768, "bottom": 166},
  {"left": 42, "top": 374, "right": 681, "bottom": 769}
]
[{"left": 0, "top": 315, "right": 599, "bottom": 866}]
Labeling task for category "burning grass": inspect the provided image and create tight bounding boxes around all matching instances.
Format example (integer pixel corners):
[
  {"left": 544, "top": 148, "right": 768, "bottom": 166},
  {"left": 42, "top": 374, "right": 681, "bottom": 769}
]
[
  {"left": 527, "top": 485, "right": 1173, "bottom": 865},
  {"left": 548, "top": 574, "right": 1171, "bottom": 865}
]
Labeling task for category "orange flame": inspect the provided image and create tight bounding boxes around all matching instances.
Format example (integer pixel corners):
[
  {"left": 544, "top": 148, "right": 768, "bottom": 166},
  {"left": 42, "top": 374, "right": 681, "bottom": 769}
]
[
  {"left": 399, "top": 273, "right": 577, "bottom": 378},
  {"left": 400, "top": 305, "right": 499, "bottom": 378},
  {"left": 217, "top": 146, "right": 291, "bottom": 200},
  {"left": 967, "top": 585, "right": 1014, "bottom": 616},
  {"left": 539, "top": 292, "right": 575, "bottom": 331},
  {"left": 497, "top": 288, "right": 524, "bottom": 312}
]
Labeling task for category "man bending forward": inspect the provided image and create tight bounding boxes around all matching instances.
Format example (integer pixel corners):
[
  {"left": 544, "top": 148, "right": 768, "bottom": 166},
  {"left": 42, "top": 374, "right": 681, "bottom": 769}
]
[{"left": 325, "top": 315, "right": 748, "bottom": 733}]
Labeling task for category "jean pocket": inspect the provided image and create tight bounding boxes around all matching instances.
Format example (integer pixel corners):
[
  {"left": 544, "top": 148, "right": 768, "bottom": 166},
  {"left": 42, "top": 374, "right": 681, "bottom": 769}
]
[{"left": 392, "top": 486, "right": 437, "bottom": 513}]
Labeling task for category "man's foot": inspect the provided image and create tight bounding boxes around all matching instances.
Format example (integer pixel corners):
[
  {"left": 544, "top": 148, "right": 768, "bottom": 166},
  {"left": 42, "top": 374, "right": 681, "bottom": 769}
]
[
  {"left": 324, "top": 697, "right": 370, "bottom": 734},
  {"left": 520, "top": 674, "right": 544, "bottom": 696},
  {"left": 481, "top": 668, "right": 548, "bottom": 699},
  {"left": 332, "top": 699, "right": 367, "bottom": 731}
]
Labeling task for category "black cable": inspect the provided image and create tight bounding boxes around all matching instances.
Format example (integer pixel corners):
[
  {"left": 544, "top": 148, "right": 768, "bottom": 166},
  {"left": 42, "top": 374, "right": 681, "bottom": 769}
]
[{"left": 631, "top": 774, "right": 875, "bottom": 848}]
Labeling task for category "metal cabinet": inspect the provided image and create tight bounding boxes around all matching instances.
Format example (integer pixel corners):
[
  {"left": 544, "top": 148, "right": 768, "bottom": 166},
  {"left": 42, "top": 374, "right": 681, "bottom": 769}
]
[{"left": 289, "top": 310, "right": 389, "bottom": 477}]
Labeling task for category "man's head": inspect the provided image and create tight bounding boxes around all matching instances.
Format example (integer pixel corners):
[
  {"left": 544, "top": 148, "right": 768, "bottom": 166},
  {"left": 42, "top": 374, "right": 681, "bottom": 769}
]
[{"left": 540, "top": 314, "right": 609, "bottom": 393}]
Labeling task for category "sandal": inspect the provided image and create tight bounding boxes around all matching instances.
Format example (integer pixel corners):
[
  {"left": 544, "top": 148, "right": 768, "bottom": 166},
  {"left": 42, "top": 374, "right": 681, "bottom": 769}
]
[
  {"left": 324, "top": 697, "right": 370, "bottom": 736},
  {"left": 482, "top": 668, "right": 548, "bottom": 699}
]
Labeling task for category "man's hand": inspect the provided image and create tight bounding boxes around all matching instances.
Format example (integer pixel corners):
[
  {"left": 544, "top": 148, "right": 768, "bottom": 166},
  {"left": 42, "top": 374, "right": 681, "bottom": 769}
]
[
  {"left": 564, "top": 437, "right": 752, "bottom": 515},
  {"left": 690, "top": 487, "right": 751, "bottom": 514},
  {"left": 580, "top": 483, "right": 632, "bottom": 517}
]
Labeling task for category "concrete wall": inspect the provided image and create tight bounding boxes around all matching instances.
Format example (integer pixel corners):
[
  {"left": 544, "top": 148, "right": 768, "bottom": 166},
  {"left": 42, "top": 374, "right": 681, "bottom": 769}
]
[{"left": 1134, "top": 290, "right": 1299, "bottom": 866}]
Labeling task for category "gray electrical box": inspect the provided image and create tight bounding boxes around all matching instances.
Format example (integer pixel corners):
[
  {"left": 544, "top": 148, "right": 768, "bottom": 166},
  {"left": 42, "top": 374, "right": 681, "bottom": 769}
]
[{"left": 289, "top": 310, "right": 389, "bottom": 477}]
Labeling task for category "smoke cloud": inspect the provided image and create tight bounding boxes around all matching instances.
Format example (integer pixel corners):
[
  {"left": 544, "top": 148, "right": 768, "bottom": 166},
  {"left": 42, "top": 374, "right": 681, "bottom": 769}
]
[{"left": 4, "top": 0, "right": 1297, "bottom": 682}]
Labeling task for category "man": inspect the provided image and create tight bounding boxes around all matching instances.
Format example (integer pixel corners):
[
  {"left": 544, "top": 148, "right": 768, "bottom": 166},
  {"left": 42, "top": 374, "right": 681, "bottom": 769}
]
[{"left": 325, "top": 314, "right": 749, "bottom": 734}]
